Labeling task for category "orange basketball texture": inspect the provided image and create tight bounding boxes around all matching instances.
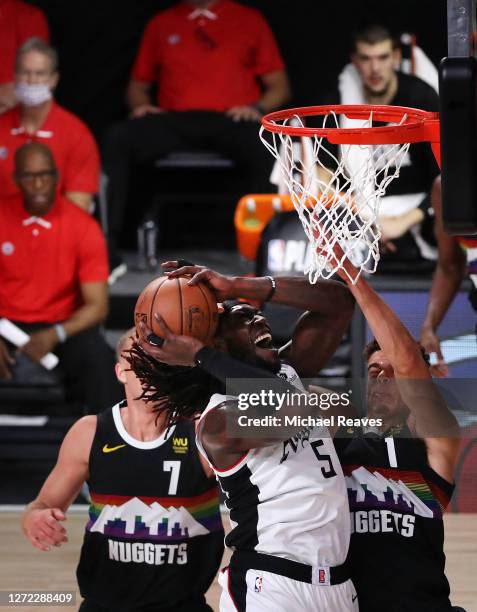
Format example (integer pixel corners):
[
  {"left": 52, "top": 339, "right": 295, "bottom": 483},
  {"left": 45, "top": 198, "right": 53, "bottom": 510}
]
[{"left": 134, "top": 276, "right": 219, "bottom": 344}]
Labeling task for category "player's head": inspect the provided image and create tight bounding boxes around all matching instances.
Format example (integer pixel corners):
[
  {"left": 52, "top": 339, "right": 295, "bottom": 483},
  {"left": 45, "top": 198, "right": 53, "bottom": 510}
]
[
  {"left": 216, "top": 301, "right": 280, "bottom": 373},
  {"left": 351, "top": 24, "right": 400, "bottom": 97},
  {"left": 115, "top": 328, "right": 148, "bottom": 405},
  {"left": 15, "top": 37, "right": 59, "bottom": 106},
  {"left": 364, "top": 338, "right": 430, "bottom": 424},
  {"left": 14, "top": 142, "right": 58, "bottom": 215}
]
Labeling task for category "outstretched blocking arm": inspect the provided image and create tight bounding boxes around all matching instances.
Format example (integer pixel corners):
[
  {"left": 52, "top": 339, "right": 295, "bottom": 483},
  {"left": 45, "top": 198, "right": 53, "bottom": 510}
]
[
  {"left": 22, "top": 416, "right": 96, "bottom": 551},
  {"left": 336, "top": 249, "right": 460, "bottom": 483},
  {"left": 420, "top": 177, "right": 467, "bottom": 376},
  {"left": 164, "top": 263, "right": 355, "bottom": 377}
]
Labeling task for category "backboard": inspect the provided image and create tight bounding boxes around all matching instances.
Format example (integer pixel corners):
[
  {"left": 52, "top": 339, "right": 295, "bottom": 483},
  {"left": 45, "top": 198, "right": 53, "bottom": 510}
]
[{"left": 440, "top": 0, "right": 477, "bottom": 234}]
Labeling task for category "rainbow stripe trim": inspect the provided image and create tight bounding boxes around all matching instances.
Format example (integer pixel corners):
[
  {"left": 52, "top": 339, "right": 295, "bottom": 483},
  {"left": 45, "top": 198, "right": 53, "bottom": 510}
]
[
  {"left": 86, "top": 487, "right": 222, "bottom": 539},
  {"left": 344, "top": 464, "right": 452, "bottom": 519}
]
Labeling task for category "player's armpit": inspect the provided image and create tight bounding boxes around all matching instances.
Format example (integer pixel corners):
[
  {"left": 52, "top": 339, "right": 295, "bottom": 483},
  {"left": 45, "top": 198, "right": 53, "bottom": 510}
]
[
  {"left": 280, "top": 306, "right": 353, "bottom": 377},
  {"left": 198, "top": 404, "right": 247, "bottom": 472}
]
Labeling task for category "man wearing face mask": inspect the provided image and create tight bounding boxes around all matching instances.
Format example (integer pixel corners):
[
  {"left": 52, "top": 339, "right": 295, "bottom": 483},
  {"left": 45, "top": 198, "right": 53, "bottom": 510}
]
[
  {"left": 0, "top": 37, "right": 100, "bottom": 213},
  {"left": 0, "top": 0, "right": 49, "bottom": 114}
]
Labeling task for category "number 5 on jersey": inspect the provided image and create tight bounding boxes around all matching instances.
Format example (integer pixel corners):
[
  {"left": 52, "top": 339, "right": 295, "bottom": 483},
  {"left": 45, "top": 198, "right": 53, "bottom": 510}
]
[{"left": 311, "top": 440, "right": 337, "bottom": 479}]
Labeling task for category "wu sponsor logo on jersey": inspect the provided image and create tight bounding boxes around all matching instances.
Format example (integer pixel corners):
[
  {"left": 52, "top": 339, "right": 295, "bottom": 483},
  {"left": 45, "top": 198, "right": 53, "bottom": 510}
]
[{"left": 172, "top": 437, "right": 188, "bottom": 454}]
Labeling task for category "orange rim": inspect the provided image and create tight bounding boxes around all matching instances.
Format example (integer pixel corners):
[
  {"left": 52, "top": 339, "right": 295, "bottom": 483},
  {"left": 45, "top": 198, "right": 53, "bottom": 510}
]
[{"left": 261, "top": 104, "right": 440, "bottom": 146}]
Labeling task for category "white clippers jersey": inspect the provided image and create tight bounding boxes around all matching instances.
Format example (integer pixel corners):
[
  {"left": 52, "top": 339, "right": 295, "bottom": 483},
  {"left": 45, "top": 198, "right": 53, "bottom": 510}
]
[{"left": 196, "top": 363, "right": 350, "bottom": 568}]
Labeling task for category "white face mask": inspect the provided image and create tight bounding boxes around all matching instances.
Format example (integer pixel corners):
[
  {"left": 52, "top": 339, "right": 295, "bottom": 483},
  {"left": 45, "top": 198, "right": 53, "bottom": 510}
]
[{"left": 15, "top": 83, "right": 52, "bottom": 107}]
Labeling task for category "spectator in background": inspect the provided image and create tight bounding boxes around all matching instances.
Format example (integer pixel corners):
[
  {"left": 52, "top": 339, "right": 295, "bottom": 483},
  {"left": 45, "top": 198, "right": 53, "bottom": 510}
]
[
  {"left": 0, "top": 38, "right": 100, "bottom": 213},
  {"left": 420, "top": 176, "right": 477, "bottom": 377},
  {"left": 0, "top": 142, "right": 121, "bottom": 414},
  {"left": 103, "top": 0, "right": 290, "bottom": 277},
  {"left": 320, "top": 24, "right": 440, "bottom": 269},
  {"left": 0, "top": 0, "right": 49, "bottom": 113}
]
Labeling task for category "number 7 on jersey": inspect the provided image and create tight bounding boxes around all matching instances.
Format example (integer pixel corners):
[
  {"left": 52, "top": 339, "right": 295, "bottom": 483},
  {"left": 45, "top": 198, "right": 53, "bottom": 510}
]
[{"left": 163, "top": 461, "right": 181, "bottom": 494}]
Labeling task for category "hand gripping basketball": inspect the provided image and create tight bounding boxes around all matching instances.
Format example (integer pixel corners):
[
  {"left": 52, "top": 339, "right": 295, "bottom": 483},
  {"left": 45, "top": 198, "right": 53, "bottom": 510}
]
[
  {"left": 162, "top": 261, "right": 236, "bottom": 302},
  {"left": 134, "top": 275, "right": 219, "bottom": 344},
  {"left": 137, "top": 314, "right": 205, "bottom": 367}
]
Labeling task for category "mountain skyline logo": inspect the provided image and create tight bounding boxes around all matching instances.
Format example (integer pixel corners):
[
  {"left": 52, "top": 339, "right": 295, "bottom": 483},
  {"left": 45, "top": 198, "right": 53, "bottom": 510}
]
[
  {"left": 346, "top": 466, "right": 434, "bottom": 519},
  {"left": 89, "top": 496, "right": 210, "bottom": 540}
]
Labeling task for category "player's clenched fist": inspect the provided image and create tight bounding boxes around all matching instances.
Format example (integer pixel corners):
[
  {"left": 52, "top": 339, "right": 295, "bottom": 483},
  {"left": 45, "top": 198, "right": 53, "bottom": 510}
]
[{"left": 22, "top": 508, "right": 68, "bottom": 552}]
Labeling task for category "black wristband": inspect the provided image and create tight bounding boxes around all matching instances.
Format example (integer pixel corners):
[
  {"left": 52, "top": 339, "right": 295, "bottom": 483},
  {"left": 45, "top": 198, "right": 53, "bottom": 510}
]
[
  {"left": 194, "top": 345, "right": 216, "bottom": 369},
  {"left": 194, "top": 346, "right": 293, "bottom": 396}
]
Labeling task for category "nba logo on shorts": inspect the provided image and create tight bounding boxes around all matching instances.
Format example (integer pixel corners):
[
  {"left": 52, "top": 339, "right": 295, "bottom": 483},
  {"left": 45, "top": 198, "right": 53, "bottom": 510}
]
[
  {"left": 254, "top": 576, "right": 262, "bottom": 593},
  {"left": 318, "top": 569, "right": 327, "bottom": 584}
]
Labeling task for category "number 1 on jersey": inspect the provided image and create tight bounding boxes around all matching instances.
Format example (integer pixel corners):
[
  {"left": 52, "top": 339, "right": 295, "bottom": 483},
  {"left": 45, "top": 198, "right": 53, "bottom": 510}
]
[
  {"left": 163, "top": 460, "right": 181, "bottom": 494},
  {"left": 385, "top": 438, "right": 398, "bottom": 468}
]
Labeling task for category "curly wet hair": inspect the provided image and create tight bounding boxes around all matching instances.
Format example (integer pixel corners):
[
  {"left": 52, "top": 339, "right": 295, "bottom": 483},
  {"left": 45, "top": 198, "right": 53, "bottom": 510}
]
[{"left": 125, "top": 342, "right": 222, "bottom": 427}]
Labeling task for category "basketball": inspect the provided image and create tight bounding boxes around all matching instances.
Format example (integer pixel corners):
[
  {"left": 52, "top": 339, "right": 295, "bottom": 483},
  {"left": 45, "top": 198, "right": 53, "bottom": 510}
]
[{"left": 134, "top": 275, "right": 219, "bottom": 344}]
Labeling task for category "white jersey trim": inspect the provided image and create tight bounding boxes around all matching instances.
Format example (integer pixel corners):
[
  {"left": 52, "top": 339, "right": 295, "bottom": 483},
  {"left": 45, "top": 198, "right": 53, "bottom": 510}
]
[
  {"left": 112, "top": 402, "right": 176, "bottom": 449},
  {"left": 196, "top": 394, "right": 251, "bottom": 477}
]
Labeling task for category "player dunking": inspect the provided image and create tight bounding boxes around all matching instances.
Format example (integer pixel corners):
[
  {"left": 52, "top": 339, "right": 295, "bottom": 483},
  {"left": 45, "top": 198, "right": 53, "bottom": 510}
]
[
  {"left": 22, "top": 330, "right": 224, "bottom": 612},
  {"left": 131, "top": 265, "right": 359, "bottom": 611}
]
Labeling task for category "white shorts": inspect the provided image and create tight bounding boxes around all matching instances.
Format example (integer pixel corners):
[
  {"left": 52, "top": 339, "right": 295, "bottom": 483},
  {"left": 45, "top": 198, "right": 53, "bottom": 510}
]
[{"left": 218, "top": 565, "right": 359, "bottom": 612}]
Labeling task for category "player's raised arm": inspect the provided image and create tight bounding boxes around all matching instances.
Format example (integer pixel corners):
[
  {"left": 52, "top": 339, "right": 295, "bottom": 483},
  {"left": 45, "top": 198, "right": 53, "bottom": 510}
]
[
  {"left": 420, "top": 177, "right": 467, "bottom": 377},
  {"left": 333, "top": 245, "right": 460, "bottom": 483},
  {"left": 22, "top": 416, "right": 96, "bottom": 551}
]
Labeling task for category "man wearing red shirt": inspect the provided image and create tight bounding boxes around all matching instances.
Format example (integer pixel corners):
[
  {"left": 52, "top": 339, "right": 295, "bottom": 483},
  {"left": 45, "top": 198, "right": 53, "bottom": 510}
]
[
  {"left": 103, "top": 0, "right": 290, "bottom": 272},
  {"left": 0, "top": 0, "right": 49, "bottom": 113},
  {"left": 0, "top": 142, "right": 121, "bottom": 414},
  {"left": 0, "top": 37, "right": 100, "bottom": 213}
]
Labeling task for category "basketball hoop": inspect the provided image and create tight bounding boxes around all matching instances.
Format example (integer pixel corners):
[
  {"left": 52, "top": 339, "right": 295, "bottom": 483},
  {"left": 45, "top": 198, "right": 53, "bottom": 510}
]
[{"left": 260, "top": 104, "right": 440, "bottom": 283}]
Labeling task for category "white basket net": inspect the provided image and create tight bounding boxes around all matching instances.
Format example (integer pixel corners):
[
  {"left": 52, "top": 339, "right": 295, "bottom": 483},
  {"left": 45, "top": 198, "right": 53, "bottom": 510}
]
[{"left": 260, "top": 109, "right": 412, "bottom": 284}]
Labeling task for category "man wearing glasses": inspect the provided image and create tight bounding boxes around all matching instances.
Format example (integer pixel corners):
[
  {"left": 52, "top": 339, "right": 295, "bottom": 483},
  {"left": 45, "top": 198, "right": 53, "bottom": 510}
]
[{"left": 0, "top": 142, "right": 121, "bottom": 414}]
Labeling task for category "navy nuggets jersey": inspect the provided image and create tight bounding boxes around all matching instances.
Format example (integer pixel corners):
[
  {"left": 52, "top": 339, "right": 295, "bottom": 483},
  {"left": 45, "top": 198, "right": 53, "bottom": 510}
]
[
  {"left": 334, "top": 424, "right": 454, "bottom": 612},
  {"left": 77, "top": 403, "right": 224, "bottom": 611}
]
